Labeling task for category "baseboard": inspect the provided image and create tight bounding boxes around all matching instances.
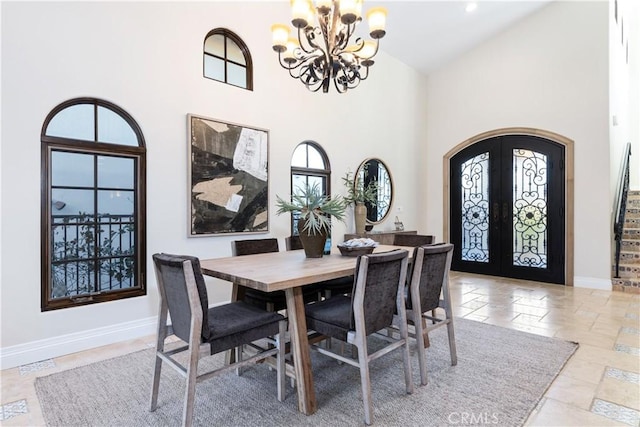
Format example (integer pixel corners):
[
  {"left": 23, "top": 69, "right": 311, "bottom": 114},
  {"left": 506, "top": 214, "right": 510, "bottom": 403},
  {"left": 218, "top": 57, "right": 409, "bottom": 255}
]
[
  {"left": 0, "top": 316, "right": 158, "bottom": 370},
  {"left": 573, "top": 276, "right": 612, "bottom": 290},
  {"left": 0, "top": 300, "right": 231, "bottom": 370}
]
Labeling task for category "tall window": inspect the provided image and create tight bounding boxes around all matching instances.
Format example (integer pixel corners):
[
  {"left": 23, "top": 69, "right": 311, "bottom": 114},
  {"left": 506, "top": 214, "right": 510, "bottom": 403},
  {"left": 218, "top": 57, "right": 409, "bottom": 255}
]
[
  {"left": 41, "top": 98, "right": 146, "bottom": 311},
  {"left": 290, "top": 141, "right": 331, "bottom": 235},
  {"left": 203, "top": 28, "right": 253, "bottom": 90}
]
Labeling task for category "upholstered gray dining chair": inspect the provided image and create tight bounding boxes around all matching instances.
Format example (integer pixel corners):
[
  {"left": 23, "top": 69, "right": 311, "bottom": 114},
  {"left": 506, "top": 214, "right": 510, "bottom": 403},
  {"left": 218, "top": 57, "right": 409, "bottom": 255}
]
[
  {"left": 284, "top": 236, "right": 353, "bottom": 301},
  {"left": 393, "top": 233, "right": 435, "bottom": 247},
  {"left": 150, "top": 253, "right": 287, "bottom": 427},
  {"left": 404, "top": 243, "right": 456, "bottom": 385},
  {"left": 233, "top": 237, "right": 321, "bottom": 308},
  {"left": 284, "top": 235, "right": 303, "bottom": 251},
  {"left": 286, "top": 235, "right": 354, "bottom": 298},
  {"left": 305, "top": 249, "right": 414, "bottom": 425},
  {"left": 285, "top": 235, "right": 354, "bottom": 299},
  {"left": 231, "top": 238, "right": 287, "bottom": 312}
]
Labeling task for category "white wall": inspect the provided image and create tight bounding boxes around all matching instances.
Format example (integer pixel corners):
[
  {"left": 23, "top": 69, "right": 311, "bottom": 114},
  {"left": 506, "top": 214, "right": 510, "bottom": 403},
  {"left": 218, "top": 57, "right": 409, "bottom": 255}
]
[
  {"left": 0, "top": 1, "right": 426, "bottom": 367},
  {"left": 422, "top": 1, "right": 610, "bottom": 286},
  {"left": 609, "top": 0, "right": 640, "bottom": 192}
]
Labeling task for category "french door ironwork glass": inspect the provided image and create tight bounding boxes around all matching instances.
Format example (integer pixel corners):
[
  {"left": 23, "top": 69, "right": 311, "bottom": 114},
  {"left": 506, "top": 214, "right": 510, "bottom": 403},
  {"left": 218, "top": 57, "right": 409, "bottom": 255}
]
[{"left": 451, "top": 135, "right": 564, "bottom": 284}]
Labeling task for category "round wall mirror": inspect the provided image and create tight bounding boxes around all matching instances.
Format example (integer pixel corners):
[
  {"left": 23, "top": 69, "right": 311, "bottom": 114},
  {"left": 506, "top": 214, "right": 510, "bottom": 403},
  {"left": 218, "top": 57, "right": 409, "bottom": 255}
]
[{"left": 356, "top": 158, "right": 393, "bottom": 224}]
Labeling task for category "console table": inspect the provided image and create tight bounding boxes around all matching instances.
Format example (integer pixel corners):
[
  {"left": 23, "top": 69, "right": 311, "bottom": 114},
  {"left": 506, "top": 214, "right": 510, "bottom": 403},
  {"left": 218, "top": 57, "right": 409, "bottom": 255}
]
[{"left": 343, "top": 230, "right": 417, "bottom": 245}]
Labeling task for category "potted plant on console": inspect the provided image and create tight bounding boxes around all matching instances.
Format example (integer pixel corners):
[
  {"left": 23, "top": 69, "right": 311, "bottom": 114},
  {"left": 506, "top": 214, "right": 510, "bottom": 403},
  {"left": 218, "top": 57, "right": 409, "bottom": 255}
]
[
  {"left": 342, "top": 171, "right": 378, "bottom": 234},
  {"left": 276, "top": 182, "right": 346, "bottom": 258}
]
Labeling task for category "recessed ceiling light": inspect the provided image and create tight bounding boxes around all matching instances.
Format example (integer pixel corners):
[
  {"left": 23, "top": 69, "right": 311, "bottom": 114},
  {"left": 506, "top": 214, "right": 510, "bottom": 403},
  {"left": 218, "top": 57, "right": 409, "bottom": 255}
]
[{"left": 466, "top": 2, "right": 478, "bottom": 13}]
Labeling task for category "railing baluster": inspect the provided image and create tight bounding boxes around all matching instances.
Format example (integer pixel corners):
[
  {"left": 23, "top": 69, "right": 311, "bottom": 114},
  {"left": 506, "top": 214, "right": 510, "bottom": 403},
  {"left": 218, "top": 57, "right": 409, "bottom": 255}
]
[
  {"left": 613, "top": 142, "right": 632, "bottom": 279},
  {"left": 51, "top": 213, "right": 135, "bottom": 297}
]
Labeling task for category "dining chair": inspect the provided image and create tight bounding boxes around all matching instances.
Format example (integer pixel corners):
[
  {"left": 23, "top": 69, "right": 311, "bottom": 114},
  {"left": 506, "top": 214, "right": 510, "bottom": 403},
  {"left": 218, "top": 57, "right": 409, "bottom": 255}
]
[
  {"left": 404, "top": 243, "right": 456, "bottom": 385},
  {"left": 150, "top": 253, "right": 287, "bottom": 427},
  {"left": 392, "top": 233, "right": 435, "bottom": 247},
  {"left": 231, "top": 238, "right": 287, "bottom": 312},
  {"left": 289, "top": 234, "right": 354, "bottom": 297},
  {"left": 285, "top": 235, "right": 353, "bottom": 299},
  {"left": 305, "top": 249, "right": 414, "bottom": 425},
  {"left": 284, "top": 235, "right": 303, "bottom": 250}
]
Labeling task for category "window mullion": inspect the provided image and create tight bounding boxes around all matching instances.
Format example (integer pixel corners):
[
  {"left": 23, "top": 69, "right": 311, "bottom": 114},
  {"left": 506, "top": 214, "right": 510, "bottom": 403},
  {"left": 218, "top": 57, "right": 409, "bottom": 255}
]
[
  {"left": 224, "top": 35, "right": 228, "bottom": 83},
  {"left": 93, "top": 154, "right": 99, "bottom": 295},
  {"left": 93, "top": 102, "right": 99, "bottom": 142}
]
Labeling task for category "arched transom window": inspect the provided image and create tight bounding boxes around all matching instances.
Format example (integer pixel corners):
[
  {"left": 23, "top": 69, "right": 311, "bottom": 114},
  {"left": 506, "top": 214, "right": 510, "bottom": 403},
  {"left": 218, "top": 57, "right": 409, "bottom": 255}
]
[{"left": 203, "top": 28, "right": 253, "bottom": 90}]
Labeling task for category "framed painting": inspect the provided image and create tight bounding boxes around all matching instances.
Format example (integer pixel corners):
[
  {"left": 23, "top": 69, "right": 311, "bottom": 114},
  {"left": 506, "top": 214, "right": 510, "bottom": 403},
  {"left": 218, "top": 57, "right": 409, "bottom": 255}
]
[{"left": 187, "top": 114, "right": 269, "bottom": 236}]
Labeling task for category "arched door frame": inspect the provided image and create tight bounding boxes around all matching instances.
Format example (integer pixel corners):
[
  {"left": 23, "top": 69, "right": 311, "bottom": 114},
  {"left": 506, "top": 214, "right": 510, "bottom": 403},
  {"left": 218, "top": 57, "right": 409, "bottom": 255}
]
[{"left": 443, "top": 127, "right": 574, "bottom": 286}]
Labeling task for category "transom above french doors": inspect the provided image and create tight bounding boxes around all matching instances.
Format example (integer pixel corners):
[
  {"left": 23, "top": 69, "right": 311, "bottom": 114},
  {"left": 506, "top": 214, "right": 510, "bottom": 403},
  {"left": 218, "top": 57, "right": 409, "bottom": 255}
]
[{"left": 450, "top": 135, "right": 565, "bottom": 284}]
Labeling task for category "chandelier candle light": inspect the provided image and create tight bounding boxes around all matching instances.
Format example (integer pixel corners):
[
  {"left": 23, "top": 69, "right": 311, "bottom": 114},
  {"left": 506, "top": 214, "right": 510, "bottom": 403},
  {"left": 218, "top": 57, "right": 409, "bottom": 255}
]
[{"left": 271, "top": 0, "right": 387, "bottom": 93}]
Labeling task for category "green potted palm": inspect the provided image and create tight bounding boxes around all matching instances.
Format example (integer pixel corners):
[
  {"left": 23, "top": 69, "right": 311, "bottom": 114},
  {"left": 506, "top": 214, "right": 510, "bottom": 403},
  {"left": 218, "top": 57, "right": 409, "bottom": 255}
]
[
  {"left": 276, "top": 182, "right": 346, "bottom": 258},
  {"left": 342, "top": 171, "right": 379, "bottom": 234}
]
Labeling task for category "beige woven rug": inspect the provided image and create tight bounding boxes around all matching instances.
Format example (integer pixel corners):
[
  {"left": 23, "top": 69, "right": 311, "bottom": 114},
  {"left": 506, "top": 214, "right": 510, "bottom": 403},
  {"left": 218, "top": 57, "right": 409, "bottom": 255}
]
[{"left": 36, "top": 318, "right": 577, "bottom": 426}]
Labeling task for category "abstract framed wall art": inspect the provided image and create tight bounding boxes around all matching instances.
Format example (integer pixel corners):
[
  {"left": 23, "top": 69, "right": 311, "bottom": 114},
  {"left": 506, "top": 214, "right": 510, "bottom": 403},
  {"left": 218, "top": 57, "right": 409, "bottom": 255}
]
[{"left": 187, "top": 114, "right": 269, "bottom": 236}]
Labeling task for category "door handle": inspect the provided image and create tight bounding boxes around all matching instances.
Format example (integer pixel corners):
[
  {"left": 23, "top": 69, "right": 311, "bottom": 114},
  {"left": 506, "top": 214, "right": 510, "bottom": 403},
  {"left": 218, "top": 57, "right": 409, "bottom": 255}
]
[
  {"left": 492, "top": 202, "right": 499, "bottom": 224},
  {"left": 502, "top": 202, "right": 509, "bottom": 224}
]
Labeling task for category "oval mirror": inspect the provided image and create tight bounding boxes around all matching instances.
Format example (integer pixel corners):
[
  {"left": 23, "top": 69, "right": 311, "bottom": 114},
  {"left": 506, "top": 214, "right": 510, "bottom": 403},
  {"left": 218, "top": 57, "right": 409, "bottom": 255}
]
[{"left": 356, "top": 158, "right": 393, "bottom": 224}]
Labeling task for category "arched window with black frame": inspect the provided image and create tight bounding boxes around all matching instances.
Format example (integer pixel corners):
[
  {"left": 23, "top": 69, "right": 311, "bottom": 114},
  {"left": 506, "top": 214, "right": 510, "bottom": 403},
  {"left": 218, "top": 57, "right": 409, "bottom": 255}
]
[
  {"left": 41, "top": 97, "right": 147, "bottom": 311},
  {"left": 290, "top": 141, "right": 331, "bottom": 235},
  {"left": 203, "top": 28, "right": 253, "bottom": 90}
]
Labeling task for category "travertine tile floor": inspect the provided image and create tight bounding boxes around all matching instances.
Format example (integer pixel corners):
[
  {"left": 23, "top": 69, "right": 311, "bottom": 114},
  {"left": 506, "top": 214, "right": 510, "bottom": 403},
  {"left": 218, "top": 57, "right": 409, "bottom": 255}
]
[{"left": 1, "top": 272, "right": 639, "bottom": 426}]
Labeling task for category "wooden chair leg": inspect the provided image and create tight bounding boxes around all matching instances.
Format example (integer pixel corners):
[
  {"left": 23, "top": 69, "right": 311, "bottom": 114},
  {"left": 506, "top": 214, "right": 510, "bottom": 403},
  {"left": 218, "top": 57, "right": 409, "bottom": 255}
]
[
  {"left": 150, "top": 302, "right": 168, "bottom": 411},
  {"left": 225, "top": 283, "right": 242, "bottom": 366},
  {"left": 423, "top": 332, "right": 431, "bottom": 348},
  {"left": 235, "top": 345, "right": 244, "bottom": 376},
  {"left": 182, "top": 349, "right": 199, "bottom": 427},
  {"left": 446, "top": 317, "right": 457, "bottom": 366},
  {"left": 350, "top": 343, "right": 359, "bottom": 360},
  {"left": 356, "top": 337, "right": 373, "bottom": 426},
  {"left": 443, "top": 292, "right": 457, "bottom": 365},
  {"left": 415, "top": 313, "right": 428, "bottom": 386},
  {"left": 276, "top": 320, "right": 286, "bottom": 402},
  {"left": 149, "top": 355, "right": 163, "bottom": 411},
  {"left": 399, "top": 314, "right": 415, "bottom": 394},
  {"left": 421, "top": 318, "right": 431, "bottom": 348}
]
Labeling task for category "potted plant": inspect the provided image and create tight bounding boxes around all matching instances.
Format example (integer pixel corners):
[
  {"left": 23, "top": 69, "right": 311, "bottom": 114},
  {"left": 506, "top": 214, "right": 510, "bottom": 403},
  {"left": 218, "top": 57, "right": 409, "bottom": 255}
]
[
  {"left": 342, "top": 171, "right": 379, "bottom": 234},
  {"left": 276, "top": 182, "right": 347, "bottom": 258}
]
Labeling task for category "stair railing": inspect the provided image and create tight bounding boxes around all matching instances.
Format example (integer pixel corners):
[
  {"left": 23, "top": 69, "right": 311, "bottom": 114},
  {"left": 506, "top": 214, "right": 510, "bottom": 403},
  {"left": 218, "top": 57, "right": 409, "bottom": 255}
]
[{"left": 613, "top": 142, "right": 632, "bottom": 278}]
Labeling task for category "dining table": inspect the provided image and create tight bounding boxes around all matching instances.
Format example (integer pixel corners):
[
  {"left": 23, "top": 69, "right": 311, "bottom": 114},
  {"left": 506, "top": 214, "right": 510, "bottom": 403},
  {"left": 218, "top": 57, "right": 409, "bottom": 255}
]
[{"left": 199, "top": 244, "right": 410, "bottom": 415}]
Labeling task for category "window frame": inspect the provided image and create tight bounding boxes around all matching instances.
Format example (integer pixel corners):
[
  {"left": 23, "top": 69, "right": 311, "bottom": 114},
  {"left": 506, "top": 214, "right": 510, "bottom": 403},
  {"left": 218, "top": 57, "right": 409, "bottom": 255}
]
[
  {"left": 40, "top": 97, "right": 147, "bottom": 311},
  {"left": 203, "top": 28, "right": 253, "bottom": 91}
]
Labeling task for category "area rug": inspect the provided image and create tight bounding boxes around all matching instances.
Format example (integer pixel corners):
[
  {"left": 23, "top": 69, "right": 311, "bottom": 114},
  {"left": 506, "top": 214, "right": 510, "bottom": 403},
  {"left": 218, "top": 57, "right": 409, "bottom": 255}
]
[{"left": 35, "top": 318, "right": 577, "bottom": 426}]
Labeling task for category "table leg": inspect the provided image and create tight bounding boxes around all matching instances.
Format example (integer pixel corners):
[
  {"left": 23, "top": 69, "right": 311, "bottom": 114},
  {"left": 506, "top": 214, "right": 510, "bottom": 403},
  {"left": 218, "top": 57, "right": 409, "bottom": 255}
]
[
  {"left": 225, "top": 283, "right": 242, "bottom": 365},
  {"left": 285, "top": 287, "right": 317, "bottom": 415}
]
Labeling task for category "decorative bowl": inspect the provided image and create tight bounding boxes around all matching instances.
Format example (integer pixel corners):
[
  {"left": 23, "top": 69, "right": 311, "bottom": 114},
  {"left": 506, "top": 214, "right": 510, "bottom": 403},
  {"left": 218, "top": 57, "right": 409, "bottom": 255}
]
[{"left": 337, "top": 245, "right": 375, "bottom": 257}]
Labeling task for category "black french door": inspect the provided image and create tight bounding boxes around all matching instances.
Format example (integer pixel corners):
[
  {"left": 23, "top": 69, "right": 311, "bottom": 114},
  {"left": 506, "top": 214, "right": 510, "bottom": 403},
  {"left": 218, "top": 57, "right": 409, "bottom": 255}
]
[{"left": 450, "top": 135, "right": 565, "bottom": 284}]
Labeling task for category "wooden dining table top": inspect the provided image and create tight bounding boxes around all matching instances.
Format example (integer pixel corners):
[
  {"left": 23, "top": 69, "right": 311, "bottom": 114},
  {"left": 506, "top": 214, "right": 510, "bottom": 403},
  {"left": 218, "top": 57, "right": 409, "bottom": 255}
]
[{"left": 199, "top": 244, "right": 411, "bottom": 293}]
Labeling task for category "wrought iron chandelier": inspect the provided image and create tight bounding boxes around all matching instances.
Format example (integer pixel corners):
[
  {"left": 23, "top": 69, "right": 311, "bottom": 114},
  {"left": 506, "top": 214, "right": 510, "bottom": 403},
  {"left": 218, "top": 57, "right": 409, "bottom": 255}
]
[{"left": 271, "top": 0, "right": 387, "bottom": 93}]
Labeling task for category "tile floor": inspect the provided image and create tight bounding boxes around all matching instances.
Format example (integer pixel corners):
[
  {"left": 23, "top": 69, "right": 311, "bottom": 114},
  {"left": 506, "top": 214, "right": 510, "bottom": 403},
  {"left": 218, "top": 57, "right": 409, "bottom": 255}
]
[{"left": 1, "top": 272, "right": 639, "bottom": 426}]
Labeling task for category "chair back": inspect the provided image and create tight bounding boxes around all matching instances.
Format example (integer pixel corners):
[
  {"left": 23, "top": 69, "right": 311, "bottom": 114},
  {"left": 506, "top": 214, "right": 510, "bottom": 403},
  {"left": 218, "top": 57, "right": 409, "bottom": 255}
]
[
  {"left": 152, "top": 253, "right": 210, "bottom": 342},
  {"left": 409, "top": 243, "right": 454, "bottom": 312},
  {"left": 232, "top": 238, "right": 279, "bottom": 256},
  {"left": 352, "top": 249, "right": 409, "bottom": 336},
  {"left": 393, "top": 233, "right": 434, "bottom": 247},
  {"left": 285, "top": 235, "right": 303, "bottom": 251}
]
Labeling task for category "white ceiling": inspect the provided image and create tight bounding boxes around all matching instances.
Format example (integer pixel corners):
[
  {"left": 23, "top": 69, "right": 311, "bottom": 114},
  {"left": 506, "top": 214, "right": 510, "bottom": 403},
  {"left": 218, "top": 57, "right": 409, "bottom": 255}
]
[{"left": 373, "top": 0, "right": 553, "bottom": 74}]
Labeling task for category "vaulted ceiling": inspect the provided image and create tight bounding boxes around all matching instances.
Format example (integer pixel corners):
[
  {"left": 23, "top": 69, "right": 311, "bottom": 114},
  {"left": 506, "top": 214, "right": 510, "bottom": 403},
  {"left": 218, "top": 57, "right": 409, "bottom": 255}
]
[{"left": 376, "top": 1, "right": 553, "bottom": 74}]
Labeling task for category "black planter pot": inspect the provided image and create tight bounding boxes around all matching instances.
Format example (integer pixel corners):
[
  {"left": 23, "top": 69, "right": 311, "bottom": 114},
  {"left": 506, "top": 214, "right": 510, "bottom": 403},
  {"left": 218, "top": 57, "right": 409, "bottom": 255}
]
[{"left": 297, "top": 220, "right": 327, "bottom": 258}]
